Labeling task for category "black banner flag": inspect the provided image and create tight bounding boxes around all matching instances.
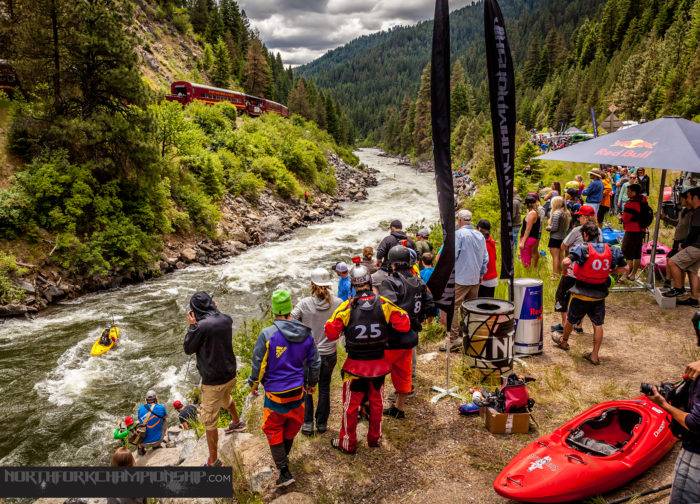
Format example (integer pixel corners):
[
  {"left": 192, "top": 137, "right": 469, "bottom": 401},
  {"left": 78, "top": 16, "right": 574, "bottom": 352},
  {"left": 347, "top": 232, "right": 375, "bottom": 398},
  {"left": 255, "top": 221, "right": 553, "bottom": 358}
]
[
  {"left": 427, "top": 0, "right": 456, "bottom": 327},
  {"left": 484, "top": 0, "right": 516, "bottom": 299}
]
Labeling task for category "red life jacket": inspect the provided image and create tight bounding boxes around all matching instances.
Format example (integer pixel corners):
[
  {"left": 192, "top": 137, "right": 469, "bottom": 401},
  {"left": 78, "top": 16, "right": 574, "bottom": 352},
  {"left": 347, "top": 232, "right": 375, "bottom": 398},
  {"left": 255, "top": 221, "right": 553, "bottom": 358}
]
[{"left": 573, "top": 243, "right": 613, "bottom": 284}]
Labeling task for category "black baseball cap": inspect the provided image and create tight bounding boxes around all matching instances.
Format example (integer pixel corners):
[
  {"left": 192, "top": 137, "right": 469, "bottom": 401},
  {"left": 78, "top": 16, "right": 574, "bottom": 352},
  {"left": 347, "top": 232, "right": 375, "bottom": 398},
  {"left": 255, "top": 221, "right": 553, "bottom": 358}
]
[{"left": 390, "top": 219, "right": 402, "bottom": 229}]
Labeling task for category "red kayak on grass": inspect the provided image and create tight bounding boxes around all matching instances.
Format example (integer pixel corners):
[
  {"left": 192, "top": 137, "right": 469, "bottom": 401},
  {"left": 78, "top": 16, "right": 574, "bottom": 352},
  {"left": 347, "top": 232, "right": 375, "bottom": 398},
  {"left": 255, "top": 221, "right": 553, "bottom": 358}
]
[{"left": 493, "top": 395, "right": 677, "bottom": 503}]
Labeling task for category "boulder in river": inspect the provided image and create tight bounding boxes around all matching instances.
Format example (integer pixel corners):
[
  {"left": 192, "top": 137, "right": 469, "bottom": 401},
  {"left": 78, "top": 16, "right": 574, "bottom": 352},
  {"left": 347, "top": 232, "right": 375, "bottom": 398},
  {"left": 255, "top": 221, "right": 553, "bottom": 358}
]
[{"left": 180, "top": 247, "right": 197, "bottom": 262}]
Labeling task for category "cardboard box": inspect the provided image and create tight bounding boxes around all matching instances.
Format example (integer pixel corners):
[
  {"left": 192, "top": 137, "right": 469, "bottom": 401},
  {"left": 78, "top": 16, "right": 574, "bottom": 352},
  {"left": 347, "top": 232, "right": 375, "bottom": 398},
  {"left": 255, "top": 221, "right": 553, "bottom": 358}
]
[{"left": 480, "top": 407, "right": 530, "bottom": 434}]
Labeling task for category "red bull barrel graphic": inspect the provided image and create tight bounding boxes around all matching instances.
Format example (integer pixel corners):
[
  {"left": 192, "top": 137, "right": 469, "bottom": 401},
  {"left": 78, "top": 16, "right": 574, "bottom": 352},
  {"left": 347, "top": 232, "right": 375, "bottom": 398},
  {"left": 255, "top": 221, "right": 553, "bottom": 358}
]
[
  {"left": 594, "top": 138, "right": 656, "bottom": 160},
  {"left": 513, "top": 278, "right": 543, "bottom": 355}
]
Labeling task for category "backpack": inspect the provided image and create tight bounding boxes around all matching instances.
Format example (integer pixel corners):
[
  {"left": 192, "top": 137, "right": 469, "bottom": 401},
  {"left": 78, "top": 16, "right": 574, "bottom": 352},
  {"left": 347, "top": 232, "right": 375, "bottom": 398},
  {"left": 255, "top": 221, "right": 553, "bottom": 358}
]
[{"left": 639, "top": 201, "right": 654, "bottom": 229}]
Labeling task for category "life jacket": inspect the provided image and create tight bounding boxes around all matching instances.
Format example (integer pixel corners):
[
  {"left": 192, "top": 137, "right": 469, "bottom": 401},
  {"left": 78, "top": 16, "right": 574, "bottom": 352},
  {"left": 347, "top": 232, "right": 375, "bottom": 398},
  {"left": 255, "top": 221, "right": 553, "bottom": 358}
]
[
  {"left": 573, "top": 243, "right": 613, "bottom": 284},
  {"left": 344, "top": 294, "right": 390, "bottom": 361},
  {"left": 383, "top": 271, "right": 423, "bottom": 348}
]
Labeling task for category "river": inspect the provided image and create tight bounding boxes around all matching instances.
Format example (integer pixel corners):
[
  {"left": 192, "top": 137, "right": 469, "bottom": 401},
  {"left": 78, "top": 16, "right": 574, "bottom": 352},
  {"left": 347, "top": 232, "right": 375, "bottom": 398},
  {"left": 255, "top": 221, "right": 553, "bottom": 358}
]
[{"left": 0, "top": 149, "right": 438, "bottom": 466}]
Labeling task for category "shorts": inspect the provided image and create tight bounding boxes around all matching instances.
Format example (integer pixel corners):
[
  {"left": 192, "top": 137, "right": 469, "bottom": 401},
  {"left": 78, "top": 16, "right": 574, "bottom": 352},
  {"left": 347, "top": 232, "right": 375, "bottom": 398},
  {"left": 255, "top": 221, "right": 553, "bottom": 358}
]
[
  {"left": 520, "top": 236, "right": 538, "bottom": 268},
  {"left": 671, "top": 448, "right": 700, "bottom": 504},
  {"left": 548, "top": 237, "right": 563, "bottom": 249},
  {"left": 384, "top": 348, "right": 413, "bottom": 394},
  {"left": 262, "top": 403, "right": 305, "bottom": 446},
  {"left": 670, "top": 246, "right": 700, "bottom": 274},
  {"left": 200, "top": 377, "right": 236, "bottom": 430},
  {"left": 554, "top": 275, "right": 576, "bottom": 313},
  {"left": 567, "top": 296, "right": 605, "bottom": 327},
  {"left": 621, "top": 231, "right": 645, "bottom": 260}
]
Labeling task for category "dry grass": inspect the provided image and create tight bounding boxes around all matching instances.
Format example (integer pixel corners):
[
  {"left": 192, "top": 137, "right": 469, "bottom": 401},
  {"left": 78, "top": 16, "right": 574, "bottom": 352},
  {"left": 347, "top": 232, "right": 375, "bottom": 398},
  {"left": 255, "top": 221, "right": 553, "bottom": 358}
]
[{"left": 242, "top": 290, "right": 690, "bottom": 503}]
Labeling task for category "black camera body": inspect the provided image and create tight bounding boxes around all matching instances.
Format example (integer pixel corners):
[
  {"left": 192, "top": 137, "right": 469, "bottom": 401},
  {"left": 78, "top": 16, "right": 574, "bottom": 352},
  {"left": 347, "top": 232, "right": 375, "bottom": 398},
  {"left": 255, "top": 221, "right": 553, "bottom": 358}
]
[{"left": 641, "top": 379, "right": 692, "bottom": 438}]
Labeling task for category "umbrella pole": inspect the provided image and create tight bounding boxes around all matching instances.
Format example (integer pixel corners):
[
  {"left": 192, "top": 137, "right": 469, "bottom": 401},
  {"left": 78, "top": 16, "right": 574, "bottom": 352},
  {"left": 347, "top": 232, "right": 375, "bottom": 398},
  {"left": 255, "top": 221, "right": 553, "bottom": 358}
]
[{"left": 647, "top": 169, "right": 667, "bottom": 291}]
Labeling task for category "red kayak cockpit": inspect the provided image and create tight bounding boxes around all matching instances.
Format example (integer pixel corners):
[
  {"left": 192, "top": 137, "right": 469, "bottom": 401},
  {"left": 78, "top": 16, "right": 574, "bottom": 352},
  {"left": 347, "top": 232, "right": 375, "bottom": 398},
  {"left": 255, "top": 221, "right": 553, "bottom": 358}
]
[{"left": 566, "top": 408, "right": 642, "bottom": 457}]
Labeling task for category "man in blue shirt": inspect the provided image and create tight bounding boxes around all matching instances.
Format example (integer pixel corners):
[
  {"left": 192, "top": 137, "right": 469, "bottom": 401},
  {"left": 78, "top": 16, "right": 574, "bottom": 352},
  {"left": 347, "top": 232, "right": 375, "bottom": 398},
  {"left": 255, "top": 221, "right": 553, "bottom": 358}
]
[
  {"left": 136, "top": 390, "right": 167, "bottom": 455},
  {"left": 582, "top": 169, "right": 604, "bottom": 214},
  {"left": 442, "top": 209, "right": 488, "bottom": 352},
  {"left": 334, "top": 261, "right": 355, "bottom": 301}
]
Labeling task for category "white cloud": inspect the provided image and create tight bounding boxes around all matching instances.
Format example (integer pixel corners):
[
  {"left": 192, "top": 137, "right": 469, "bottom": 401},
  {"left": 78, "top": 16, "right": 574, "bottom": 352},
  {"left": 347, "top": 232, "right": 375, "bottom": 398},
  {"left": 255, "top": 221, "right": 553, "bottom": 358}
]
[{"left": 238, "top": 0, "right": 474, "bottom": 65}]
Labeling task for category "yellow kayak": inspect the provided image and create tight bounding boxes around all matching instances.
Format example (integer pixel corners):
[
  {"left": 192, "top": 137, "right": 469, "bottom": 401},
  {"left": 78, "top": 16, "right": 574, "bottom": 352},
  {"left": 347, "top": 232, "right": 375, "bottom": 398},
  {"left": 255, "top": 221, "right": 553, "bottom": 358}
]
[{"left": 90, "top": 326, "right": 120, "bottom": 357}]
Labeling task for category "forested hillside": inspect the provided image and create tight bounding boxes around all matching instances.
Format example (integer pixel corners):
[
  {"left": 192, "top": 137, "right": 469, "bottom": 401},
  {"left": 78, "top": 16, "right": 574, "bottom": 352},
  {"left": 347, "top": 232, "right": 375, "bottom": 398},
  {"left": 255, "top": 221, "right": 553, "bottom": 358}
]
[
  {"left": 301, "top": 0, "right": 700, "bottom": 147},
  {"left": 0, "top": 0, "right": 358, "bottom": 307}
]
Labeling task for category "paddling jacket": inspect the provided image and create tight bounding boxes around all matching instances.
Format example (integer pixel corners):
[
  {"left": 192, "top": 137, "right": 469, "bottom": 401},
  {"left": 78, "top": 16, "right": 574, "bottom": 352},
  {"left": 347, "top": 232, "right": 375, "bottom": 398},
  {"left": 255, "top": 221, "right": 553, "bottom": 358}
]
[
  {"left": 569, "top": 243, "right": 626, "bottom": 299},
  {"left": 379, "top": 269, "right": 434, "bottom": 349},
  {"left": 621, "top": 195, "right": 649, "bottom": 232},
  {"left": 325, "top": 291, "right": 410, "bottom": 377},
  {"left": 137, "top": 403, "right": 167, "bottom": 445}
]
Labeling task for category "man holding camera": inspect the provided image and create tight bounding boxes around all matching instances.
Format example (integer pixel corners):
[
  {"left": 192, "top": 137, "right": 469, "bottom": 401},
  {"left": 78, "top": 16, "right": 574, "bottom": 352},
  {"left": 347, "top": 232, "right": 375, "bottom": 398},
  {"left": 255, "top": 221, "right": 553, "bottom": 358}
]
[{"left": 650, "top": 360, "right": 700, "bottom": 503}]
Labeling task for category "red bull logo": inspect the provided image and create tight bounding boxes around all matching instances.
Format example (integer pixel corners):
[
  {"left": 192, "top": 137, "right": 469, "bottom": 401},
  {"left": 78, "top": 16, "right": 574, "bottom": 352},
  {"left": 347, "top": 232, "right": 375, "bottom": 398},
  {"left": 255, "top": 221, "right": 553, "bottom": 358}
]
[
  {"left": 611, "top": 139, "right": 656, "bottom": 149},
  {"left": 595, "top": 138, "right": 656, "bottom": 160}
]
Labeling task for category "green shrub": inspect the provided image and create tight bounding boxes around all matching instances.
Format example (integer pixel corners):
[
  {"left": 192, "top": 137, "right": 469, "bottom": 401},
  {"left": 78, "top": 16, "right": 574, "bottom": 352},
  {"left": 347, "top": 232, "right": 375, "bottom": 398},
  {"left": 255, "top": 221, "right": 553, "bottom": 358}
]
[
  {"left": 232, "top": 172, "right": 265, "bottom": 200},
  {"left": 182, "top": 152, "right": 225, "bottom": 200},
  {"left": 0, "top": 252, "right": 27, "bottom": 304},
  {"left": 250, "top": 155, "right": 285, "bottom": 182},
  {"left": 272, "top": 168, "right": 303, "bottom": 199},
  {"left": 316, "top": 170, "right": 337, "bottom": 195},
  {"left": 283, "top": 139, "right": 324, "bottom": 183}
]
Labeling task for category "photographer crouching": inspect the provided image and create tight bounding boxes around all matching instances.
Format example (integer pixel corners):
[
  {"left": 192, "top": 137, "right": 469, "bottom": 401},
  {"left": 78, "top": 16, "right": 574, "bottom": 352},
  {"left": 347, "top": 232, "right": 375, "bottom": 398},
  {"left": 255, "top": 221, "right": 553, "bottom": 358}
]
[{"left": 649, "top": 360, "right": 700, "bottom": 503}]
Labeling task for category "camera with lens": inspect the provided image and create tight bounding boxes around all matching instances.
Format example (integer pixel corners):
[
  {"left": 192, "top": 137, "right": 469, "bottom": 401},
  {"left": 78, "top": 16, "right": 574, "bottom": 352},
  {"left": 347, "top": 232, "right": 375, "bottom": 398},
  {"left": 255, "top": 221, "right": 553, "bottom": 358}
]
[{"left": 641, "top": 378, "right": 691, "bottom": 438}]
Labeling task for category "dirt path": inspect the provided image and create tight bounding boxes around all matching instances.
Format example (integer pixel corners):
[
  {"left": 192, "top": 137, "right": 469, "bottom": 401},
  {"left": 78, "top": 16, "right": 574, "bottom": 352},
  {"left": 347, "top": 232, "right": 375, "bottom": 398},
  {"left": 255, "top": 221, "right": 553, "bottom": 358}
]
[{"left": 260, "top": 292, "right": 695, "bottom": 503}]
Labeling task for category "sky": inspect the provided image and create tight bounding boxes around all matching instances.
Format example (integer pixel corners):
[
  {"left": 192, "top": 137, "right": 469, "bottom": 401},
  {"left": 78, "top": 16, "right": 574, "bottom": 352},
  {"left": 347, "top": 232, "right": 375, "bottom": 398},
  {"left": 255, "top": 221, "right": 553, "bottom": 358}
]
[{"left": 237, "top": 0, "right": 474, "bottom": 66}]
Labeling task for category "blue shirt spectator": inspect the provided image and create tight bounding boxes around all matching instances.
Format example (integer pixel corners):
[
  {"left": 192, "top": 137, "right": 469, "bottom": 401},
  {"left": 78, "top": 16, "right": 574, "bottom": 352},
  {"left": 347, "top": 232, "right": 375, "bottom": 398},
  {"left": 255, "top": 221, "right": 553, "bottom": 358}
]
[
  {"left": 420, "top": 266, "right": 434, "bottom": 284},
  {"left": 582, "top": 174, "right": 604, "bottom": 204},
  {"left": 455, "top": 212, "right": 489, "bottom": 286},
  {"left": 137, "top": 395, "right": 167, "bottom": 446}
]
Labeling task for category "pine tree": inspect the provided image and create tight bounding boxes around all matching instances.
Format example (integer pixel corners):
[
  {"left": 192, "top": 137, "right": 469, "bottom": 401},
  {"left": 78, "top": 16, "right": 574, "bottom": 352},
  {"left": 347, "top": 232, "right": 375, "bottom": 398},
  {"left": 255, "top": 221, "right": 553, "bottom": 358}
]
[
  {"left": 413, "top": 64, "right": 432, "bottom": 158},
  {"left": 244, "top": 37, "right": 271, "bottom": 97},
  {"left": 202, "top": 42, "right": 214, "bottom": 72},
  {"left": 288, "top": 79, "right": 311, "bottom": 119},
  {"left": 451, "top": 82, "right": 469, "bottom": 126},
  {"left": 206, "top": 4, "right": 225, "bottom": 45},
  {"left": 325, "top": 96, "right": 341, "bottom": 142},
  {"left": 450, "top": 60, "right": 466, "bottom": 91},
  {"left": 212, "top": 37, "right": 232, "bottom": 88},
  {"left": 189, "top": 0, "right": 209, "bottom": 35}
]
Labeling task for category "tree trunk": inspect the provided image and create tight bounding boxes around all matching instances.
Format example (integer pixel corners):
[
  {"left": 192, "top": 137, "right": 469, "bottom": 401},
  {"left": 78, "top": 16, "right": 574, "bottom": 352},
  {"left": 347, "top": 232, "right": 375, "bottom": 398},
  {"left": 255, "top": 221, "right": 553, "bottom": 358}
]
[{"left": 50, "top": 0, "right": 61, "bottom": 113}]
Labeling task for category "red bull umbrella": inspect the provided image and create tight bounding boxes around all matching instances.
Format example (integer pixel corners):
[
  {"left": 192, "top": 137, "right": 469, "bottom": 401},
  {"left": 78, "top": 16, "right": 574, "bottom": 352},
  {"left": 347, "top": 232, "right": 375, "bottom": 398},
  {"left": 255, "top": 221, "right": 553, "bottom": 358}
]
[{"left": 537, "top": 116, "right": 700, "bottom": 172}]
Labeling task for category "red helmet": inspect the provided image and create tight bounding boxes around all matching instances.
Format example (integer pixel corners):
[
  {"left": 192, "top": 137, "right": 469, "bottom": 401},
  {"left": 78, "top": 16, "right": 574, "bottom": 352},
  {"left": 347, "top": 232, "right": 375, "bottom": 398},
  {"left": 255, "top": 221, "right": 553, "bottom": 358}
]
[
  {"left": 124, "top": 416, "right": 134, "bottom": 427},
  {"left": 173, "top": 400, "right": 183, "bottom": 410}
]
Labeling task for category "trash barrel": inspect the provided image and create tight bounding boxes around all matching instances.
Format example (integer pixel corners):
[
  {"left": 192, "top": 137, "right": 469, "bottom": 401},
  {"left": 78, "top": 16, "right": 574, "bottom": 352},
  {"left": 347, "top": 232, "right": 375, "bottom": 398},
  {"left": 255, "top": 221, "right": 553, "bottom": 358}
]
[
  {"left": 462, "top": 298, "right": 515, "bottom": 378},
  {"left": 513, "top": 278, "right": 544, "bottom": 356}
]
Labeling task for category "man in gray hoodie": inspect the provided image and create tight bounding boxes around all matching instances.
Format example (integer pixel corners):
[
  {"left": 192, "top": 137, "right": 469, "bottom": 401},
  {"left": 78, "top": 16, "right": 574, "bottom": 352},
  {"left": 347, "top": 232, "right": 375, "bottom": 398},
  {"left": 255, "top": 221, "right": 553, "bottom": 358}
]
[{"left": 291, "top": 267, "right": 342, "bottom": 435}]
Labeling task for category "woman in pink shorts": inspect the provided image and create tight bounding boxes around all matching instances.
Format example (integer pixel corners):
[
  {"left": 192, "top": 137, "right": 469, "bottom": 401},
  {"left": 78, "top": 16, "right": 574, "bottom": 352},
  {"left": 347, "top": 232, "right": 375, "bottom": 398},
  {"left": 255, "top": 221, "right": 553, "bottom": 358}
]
[{"left": 519, "top": 194, "right": 541, "bottom": 268}]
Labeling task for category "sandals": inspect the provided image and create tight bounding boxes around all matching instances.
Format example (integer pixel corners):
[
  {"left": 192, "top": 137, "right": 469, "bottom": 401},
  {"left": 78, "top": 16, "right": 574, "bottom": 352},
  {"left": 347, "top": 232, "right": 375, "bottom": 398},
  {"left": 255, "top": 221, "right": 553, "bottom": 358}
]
[
  {"left": 203, "top": 458, "right": 222, "bottom": 467},
  {"left": 583, "top": 352, "right": 601, "bottom": 366},
  {"left": 551, "top": 333, "right": 570, "bottom": 351},
  {"left": 225, "top": 420, "right": 247, "bottom": 434}
]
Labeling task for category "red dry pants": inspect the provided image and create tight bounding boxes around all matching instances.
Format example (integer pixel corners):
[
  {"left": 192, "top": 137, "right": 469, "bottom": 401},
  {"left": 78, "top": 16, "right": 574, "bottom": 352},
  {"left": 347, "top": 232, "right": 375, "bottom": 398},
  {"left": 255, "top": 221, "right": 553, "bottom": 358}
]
[{"left": 337, "top": 371, "right": 385, "bottom": 454}]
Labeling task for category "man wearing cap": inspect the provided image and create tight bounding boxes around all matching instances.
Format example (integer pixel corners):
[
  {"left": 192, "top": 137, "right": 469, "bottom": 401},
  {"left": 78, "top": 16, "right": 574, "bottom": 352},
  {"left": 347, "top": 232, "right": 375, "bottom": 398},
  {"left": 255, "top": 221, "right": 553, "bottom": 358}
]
[
  {"left": 136, "top": 390, "right": 167, "bottom": 455},
  {"left": 173, "top": 400, "right": 198, "bottom": 430},
  {"left": 333, "top": 261, "right": 355, "bottom": 301},
  {"left": 443, "top": 209, "right": 489, "bottom": 352},
  {"left": 184, "top": 291, "right": 244, "bottom": 466},
  {"left": 415, "top": 228, "right": 433, "bottom": 260},
  {"left": 551, "top": 205, "right": 601, "bottom": 334},
  {"left": 582, "top": 169, "right": 604, "bottom": 214},
  {"left": 249, "top": 290, "right": 321, "bottom": 487},
  {"left": 666, "top": 187, "right": 700, "bottom": 304},
  {"left": 375, "top": 220, "right": 416, "bottom": 271}
]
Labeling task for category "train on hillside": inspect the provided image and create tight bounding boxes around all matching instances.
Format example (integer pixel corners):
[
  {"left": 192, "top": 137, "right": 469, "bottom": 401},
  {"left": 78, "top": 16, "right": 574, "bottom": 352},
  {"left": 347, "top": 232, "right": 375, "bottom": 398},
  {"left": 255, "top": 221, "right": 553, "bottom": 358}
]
[{"left": 165, "top": 81, "right": 288, "bottom": 117}]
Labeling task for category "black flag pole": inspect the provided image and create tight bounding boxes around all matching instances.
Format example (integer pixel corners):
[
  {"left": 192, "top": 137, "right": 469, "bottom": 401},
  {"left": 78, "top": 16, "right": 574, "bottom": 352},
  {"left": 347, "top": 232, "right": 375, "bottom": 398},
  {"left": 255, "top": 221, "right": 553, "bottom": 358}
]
[
  {"left": 484, "top": 0, "right": 516, "bottom": 301},
  {"left": 428, "top": 0, "right": 461, "bottom": 403}
]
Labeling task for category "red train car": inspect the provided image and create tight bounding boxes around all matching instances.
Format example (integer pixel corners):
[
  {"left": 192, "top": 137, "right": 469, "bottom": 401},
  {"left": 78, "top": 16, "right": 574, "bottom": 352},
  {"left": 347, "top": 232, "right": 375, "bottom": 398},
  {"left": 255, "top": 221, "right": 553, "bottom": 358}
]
[{"left": 166, "top": 81, "right": 288, "bottom": 118}]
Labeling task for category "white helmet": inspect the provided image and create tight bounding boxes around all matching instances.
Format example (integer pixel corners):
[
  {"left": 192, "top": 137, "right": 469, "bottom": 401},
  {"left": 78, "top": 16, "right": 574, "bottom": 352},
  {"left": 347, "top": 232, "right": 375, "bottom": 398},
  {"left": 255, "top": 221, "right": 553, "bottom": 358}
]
[
  {"left": 310, "top": 267, "right": 333, "bottom": 287},
  {"left": 350, "top": 265, "right": 372, "bottom": 287},
  {"left": 146, "top": 390, "right": 157, "bottom": 403}
]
